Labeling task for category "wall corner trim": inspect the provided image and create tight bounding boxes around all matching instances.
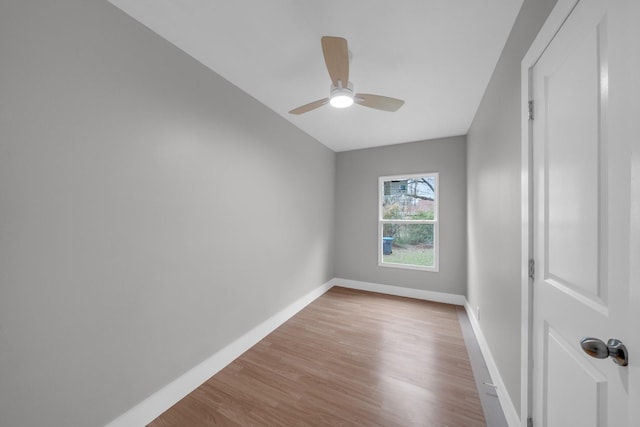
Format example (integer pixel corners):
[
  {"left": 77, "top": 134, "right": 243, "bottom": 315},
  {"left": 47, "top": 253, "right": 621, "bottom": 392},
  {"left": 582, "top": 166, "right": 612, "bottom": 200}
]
[
  {"left": 333, "top": 278, "right": 466, "bottom": 306},
  {"left": 464, "top": 301, "right": 521, "bottom": 427},
  {"left": 104, "top": 280, "right": 334, "bottom": 427}
]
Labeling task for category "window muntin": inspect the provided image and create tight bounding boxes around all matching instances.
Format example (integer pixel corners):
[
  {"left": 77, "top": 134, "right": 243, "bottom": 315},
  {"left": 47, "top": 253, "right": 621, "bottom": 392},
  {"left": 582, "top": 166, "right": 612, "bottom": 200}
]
[{"left": 379, "top": 173, "right": 438, "bottom": 271}]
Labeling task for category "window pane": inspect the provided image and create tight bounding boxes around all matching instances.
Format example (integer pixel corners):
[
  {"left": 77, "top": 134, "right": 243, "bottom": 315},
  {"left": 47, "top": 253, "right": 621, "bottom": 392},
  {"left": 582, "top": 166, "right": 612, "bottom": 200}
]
[
  {"left": 382, "top": 176, "right": 436, "bottom": 220},
  {"left": 382, "top": 223, "right": 435, "bottom": 268}
]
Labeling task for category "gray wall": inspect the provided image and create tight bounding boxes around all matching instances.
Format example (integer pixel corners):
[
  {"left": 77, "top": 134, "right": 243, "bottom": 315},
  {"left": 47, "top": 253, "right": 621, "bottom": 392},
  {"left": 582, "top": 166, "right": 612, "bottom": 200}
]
[
  {"left": 466, "top": 0, "right": 556, "bottom": 411},
  {"left": 0, "top": 1, "right": 335, "bottom": 426},
  {"left": 334, "top": 137, "right": 467, "bottom": 294}
]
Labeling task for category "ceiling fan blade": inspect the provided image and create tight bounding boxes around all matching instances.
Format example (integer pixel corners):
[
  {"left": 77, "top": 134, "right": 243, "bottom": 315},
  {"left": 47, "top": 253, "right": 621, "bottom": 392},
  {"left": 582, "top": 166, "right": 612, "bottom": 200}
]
[
  {"left": 355, "top": 93, "right": 405, "bottom": 112},
  {"left": 288, "top": 98, "right": 330, "bottom": 115},
  {"left": 321, "top": 36, "right": 349, "bottom": 87}
]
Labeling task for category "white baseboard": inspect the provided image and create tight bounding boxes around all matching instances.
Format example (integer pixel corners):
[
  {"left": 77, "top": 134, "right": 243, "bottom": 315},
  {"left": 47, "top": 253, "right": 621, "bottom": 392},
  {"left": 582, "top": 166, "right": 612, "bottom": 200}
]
[
  {"left": 334, "top": 278, "right": 520, "bottom": 424},
  {"left": 464, "top": 302, "right": 520, "bottom": 427},
  {"left": 332, "top": 278, "right": 466, "bottom": 306},
  {"left": 106, "top": 278, "right": 508, "bottom": 427},
  {"left": 104, "top": 280, "right": 333, "bottom": 427}
]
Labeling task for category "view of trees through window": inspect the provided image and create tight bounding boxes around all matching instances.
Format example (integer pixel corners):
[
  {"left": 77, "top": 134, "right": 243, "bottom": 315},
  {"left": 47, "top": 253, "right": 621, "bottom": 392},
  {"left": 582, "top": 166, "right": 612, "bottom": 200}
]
[{"left": 380, "top": 174, "right": 438, "bottom": 270}]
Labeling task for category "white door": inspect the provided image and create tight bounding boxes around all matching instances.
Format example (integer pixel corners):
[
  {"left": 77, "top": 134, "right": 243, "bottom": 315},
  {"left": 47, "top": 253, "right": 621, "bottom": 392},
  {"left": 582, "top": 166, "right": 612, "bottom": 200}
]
[{"left": 531, "top": 0, "right": 636, "bottom": 425}]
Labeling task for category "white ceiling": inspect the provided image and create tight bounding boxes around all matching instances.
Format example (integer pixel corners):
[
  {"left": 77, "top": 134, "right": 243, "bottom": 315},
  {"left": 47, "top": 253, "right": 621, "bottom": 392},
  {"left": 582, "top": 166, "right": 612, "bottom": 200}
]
[{"left": 109, "top": 0, "right": 522, "bottom": 152}]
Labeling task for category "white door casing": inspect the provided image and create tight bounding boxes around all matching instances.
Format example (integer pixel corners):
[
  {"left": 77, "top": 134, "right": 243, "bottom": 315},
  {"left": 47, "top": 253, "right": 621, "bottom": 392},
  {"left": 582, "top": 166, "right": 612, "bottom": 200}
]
[
  {"left": 522, "top": 0, "right": 638, "bottom": 426},
  {"left": 627, "top": 0, "right": 640, "bottom": 424}
]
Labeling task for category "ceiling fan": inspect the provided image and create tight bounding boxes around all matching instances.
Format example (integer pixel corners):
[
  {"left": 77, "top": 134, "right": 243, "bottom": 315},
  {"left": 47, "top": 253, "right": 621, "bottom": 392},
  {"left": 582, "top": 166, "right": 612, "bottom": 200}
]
[{"left": 288, "top": 36, "right": 405, "bottom": 115}]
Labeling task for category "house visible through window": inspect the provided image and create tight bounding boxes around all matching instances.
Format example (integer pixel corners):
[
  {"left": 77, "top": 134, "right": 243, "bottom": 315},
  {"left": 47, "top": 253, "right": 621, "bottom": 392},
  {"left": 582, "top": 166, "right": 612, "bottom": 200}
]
[{"left": 379, "top": 173, "right": 438, "bottom": 271}]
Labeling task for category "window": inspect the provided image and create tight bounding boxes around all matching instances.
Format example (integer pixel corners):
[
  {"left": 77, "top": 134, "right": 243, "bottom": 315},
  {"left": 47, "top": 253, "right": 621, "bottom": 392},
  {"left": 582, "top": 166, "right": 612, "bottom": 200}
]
[{"left": 379, "top": 173, "right": 438, "bottom": 271}]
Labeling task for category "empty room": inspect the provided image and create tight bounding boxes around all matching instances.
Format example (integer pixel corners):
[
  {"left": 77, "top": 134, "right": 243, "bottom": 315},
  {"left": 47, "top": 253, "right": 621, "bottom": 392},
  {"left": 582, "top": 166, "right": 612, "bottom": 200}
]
[{"left": 1, "top": 0, "right": 638, "bottom": 426}]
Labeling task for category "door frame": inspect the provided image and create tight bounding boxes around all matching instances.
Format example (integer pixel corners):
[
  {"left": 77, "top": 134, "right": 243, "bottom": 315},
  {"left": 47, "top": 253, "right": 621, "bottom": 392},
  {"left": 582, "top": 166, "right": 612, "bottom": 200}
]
[
  {"left": 520, "top": 1, "right": 582, "bottom": 426},
  {"left": 521, "top": 0, "right": 640, "bottom": 426},
  {"left": 627, "top": 1, "right": 640, "bottom": 424}
]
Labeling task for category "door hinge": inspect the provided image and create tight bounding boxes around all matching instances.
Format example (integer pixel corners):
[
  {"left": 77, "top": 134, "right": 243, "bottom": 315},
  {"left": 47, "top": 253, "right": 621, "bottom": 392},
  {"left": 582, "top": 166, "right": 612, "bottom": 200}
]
[
  {"left": 528, "top": 100, "right": 534, "bottom": 120},
  {"left": 529, "top": 258, "right": 535, "bottom": 280},
  {"left": 527, "top": 416, "right": 534, "bottom": 427}
]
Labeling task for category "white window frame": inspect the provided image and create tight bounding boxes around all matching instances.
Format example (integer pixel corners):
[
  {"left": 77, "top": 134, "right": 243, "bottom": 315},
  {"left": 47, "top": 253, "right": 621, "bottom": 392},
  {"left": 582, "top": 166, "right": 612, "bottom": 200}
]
[{"left": 378, "top": 172, "right": 439, "bottom": 272}]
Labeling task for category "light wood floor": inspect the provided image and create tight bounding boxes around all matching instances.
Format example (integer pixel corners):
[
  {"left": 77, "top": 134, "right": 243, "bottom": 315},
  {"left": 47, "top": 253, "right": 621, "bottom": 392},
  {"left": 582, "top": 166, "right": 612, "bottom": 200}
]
[{"left": 149, "top": 287, "right": 486, "bottom": 426}]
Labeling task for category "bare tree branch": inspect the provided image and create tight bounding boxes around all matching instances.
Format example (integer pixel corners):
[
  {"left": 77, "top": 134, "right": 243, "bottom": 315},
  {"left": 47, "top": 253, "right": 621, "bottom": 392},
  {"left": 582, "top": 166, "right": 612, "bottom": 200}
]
[
  {"left": 418, "top": 178, "right": 434, "bottom": 192},
  {"left": 405, "top": 194, "right": 434, "bottom": 201},
  {"left": 404, "top": 178, "right": 434, "bottom": 201}
]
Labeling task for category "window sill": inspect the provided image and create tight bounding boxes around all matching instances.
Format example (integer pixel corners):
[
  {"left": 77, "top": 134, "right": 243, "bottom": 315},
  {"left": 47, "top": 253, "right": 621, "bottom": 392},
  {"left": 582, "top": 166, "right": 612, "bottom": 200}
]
[{"left": 378, "top": 261, "right": 439, "bottom": 273}]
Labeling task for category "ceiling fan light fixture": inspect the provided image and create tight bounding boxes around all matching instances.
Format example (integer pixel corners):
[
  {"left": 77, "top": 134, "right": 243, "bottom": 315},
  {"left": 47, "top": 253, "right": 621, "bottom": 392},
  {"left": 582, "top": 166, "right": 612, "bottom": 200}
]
[
  {"left": 329, "top": 81, "right": 354, "bottom": 108},
  {"left": 330, "top": 94, "right": 354, "bottom": 108}
]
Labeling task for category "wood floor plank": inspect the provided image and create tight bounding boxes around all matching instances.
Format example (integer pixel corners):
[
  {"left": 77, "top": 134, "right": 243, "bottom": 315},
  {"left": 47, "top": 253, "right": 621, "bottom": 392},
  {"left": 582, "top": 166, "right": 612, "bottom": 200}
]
[{"left": 148, "top": 287, "right": 486, "bottom": 426}]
